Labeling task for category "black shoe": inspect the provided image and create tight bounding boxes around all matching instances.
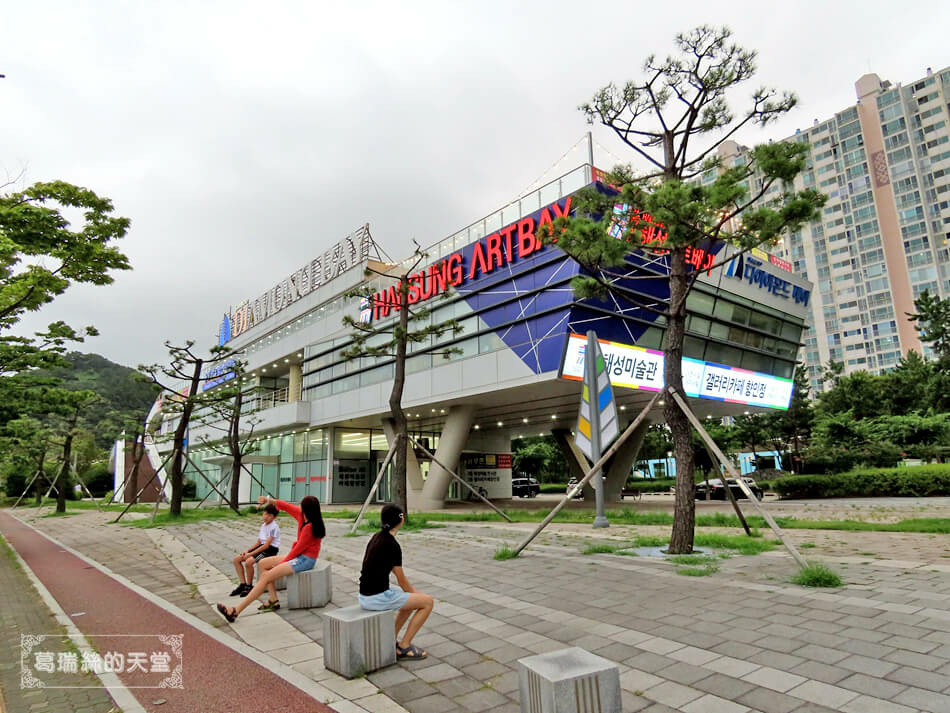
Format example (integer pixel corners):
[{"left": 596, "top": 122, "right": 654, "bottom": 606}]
[
  {"left": 240, "top": 584, "right": 253, "bottom": 595},
  {"left": 230, "top": 584, "right": 246, "bottom": 596}
]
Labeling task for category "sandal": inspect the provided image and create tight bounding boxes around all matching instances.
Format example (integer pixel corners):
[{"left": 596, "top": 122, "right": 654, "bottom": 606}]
[
  {"left": 258, "top": 600, "right": 280, "bottom": 611},
  {"left": 396, "top": 644, "right": 427, "bottom": 660},
  {"left": 216, "top": 603, "right": 237, "bottom": 623}
]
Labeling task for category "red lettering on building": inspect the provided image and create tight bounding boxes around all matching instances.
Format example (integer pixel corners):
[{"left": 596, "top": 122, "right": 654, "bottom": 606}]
[
  {"left": 517, "top": 217, "right": 538, "bottom": 258},
  {"left": 370, "top": 195, "right": 574, "bottom": 321},
  {"left": 469, "top": 241, "right": 488, "bottom": 280},
  {"left": 484, "top": 233, "right": 503, "bottom": 272},
  {"left": 499, "top": 224, "right": 516, "bottom": 262},
  {"left": 447, "top": 253, "right": 463, "bottom": 285}
]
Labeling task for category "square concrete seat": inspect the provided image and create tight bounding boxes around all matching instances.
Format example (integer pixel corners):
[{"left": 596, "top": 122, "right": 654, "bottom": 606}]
[
  {"left": 274, "top": 576, "right": 286, "bottom": 591},
  {"left": 517, "top": 647, "right": 620, "bottom": 713},
  {"left": 287, "top": 561, "right": 332, "bottom": 609},
  {"left": 323, "top": 605, "right": 396, "bottom": 679}
]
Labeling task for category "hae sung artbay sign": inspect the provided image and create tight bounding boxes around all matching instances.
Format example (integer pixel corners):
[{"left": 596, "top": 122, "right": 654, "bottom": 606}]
[
  {"left": 560, "top": 333, "right": 794, "bottom": 410},
  {"left": 218, "top": 226, "right": 375, "bottom": 345}
]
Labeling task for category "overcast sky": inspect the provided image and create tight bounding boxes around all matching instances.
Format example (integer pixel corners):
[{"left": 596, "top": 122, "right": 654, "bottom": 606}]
[{"left": 3, "top": 1, "right": 948, "bottom": 368}]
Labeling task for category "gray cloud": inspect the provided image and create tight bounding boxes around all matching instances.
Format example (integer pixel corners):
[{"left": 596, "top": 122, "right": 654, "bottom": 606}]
[{"left": 3, "top": 0, "right": 947, "bottom": 367}]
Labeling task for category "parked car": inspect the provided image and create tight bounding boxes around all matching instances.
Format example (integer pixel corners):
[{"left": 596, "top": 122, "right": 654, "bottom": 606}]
[
  {"left": 511, "top": 477, "right": 540, "bottom": 498},
  {"left": 566, "top": 477, "right": 584, "bottom": 499},
  {"left": 695, "top": 477, "right": 763, "bottom": 501}
]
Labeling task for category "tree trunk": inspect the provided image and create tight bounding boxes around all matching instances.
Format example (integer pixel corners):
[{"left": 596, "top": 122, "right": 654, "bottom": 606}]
[
  {"left": 33, "top": 448, "right": 46, "bottom": 505},
  {"left": 666, "top": 247, "right": 696, "bottom": 554},
  {"left": 55, "top": 410, "right": 79, "bottom": 514},
  {"left": 228, "top": 389, "right": 243, "bottom": 513},
  {"left": 170, "top": 359, "right": 203, "bottom": 516},
  {"left": 388, "top": 274, "right": 410, "bottom": 517}
]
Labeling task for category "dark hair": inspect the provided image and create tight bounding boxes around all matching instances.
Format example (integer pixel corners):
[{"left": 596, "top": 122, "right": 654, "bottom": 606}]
[
  {"left": 380, "top": 504, "right": 404, "bottom": 532},
  {"left": 300, "top": 495, "right": 326, "bottom": 539},
  {"left": 263, "top": 504, "right": 278, "bottom": 516}
]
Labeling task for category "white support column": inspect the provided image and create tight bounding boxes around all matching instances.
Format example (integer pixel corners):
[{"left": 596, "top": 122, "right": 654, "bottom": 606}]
[
  {"left": 288, "top": 364, "right": 302, "bottom": 402},
  {"left": 419, "top": 404, "right": 476, "bottom": 510},
  {"left": 112, "top": 440, "right": 126, "bottom": 501}
]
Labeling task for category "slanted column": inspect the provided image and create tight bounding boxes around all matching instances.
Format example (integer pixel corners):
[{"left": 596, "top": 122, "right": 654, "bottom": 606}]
[
  {"left": 603, "top": 418, "right": 650, "bottom": 501},
  {"left": 551, "top": 428, "right": 593, "bottom": 500},
  {"left": 418, "top": 404, "right": 476, "bottom": 510}
]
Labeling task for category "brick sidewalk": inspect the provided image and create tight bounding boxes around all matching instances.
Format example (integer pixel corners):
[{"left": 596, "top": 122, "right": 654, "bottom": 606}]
[
  {"left": 16, "top": 507, "right": 950, "bottom": 713},
  {"left": 0, "top": 532, "right": 117, "bottom": 713}
]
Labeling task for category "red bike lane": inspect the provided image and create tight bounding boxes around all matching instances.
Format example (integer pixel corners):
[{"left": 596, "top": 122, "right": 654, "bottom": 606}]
[{"left": 0, "top": 510, "right": 335, "bottom": 713}]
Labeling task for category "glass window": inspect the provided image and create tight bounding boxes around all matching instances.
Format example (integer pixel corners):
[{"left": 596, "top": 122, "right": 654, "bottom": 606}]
[
  {"left": 308, "top": 430, "right": 326, "bottom": 460},
  {"left": 448, "top": 337, "right": 478, "bottom": 360},
  {"left": 686, "top": 291, "right": 715, "bottom": 315},
  {"left": 683, "top": 336, "right": 705, "bottom": 359},
  {"left": 709, "top": 322, "right": 730, "bottom": 341},
  {"left": 686, "top": 316, "right": 711, "bottom": 336},
  {"left": 294, "top": 432, "right": 308, "bottom": 460},
  {"left": 748, "top": 311, "right": 781, "bottom": 335},
  {"left": 637, "top": 328, "right": 663, "bottom": 349},
  {"left": 334, "top": 429, "right": 371, "bottom": 457},
  {"left": 740, "top": 351, "right": 773, "bottom": 373},
  {"left": 361, "top": 364, "right": 394, "bottom": 386},
  {"left": 406, "top": 353, "right": 432, "bottom": 374},
  {"left": 781, "top": 322, "right": 803, "bottom": 342},
  {"left": 479, "top": 331, "right": 505, "bottom": 354},
  {"left": 370, "top": 430, "right": 389, "bottom": 451},
  {"left": 704, "top": 342, "right": 742, "bottom": 366}
]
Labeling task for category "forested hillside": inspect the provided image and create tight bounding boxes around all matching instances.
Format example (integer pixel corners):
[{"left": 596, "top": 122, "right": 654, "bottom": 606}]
[{"left": 38, "top": 352, "right": 157, "bottom": 447}]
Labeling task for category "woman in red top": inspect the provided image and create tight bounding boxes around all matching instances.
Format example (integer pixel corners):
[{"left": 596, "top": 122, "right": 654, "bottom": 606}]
[{"left": 217, "top": 494, "right": 325, "bottom": 623}]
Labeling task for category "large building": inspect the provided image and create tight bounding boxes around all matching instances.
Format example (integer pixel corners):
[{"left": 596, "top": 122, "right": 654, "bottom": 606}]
[
  {"left": 124, "top": 164, "right": 813, "bottom": 508},
  {"left": 709, "top": 67, "right": 950, "bottom": 392}
]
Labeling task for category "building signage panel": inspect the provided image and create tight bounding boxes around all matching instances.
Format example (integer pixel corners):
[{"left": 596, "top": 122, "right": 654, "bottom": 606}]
[
  {"left": 366, "top": 196, "right": 573, "bottom": 322},
  {"left": 560, "top": 333, "right": 793, "bottom": 410},
  {"left": 218, "top": 226, "right": 374, "bottom": 345},
  {"left": 460, "top": 453, "right": 512, "bottom": 499},
  {"left": 201, "top": 360, "right": 237, "bottom": 391}
]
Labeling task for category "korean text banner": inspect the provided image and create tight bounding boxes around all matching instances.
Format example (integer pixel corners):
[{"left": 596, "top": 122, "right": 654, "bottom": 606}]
[{"left": 560, "top": 333, "right": 793, "bottom": 410}]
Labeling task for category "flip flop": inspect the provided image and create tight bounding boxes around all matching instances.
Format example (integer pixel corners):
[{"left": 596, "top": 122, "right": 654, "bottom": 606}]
[
  {"left": 216, "top": 603, "right": 237, "bottom": 623},
  {"left": 258, "top": 600, "right": 281, "bottom": 611},
  {"left": 396, "top": 644, "right": 427, "bottom": 660}
]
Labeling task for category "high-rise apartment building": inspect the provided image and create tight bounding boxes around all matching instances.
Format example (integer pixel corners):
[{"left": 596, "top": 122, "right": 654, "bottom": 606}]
[{"left": 710, "top": 67, "right": 950, "bottom": 392}]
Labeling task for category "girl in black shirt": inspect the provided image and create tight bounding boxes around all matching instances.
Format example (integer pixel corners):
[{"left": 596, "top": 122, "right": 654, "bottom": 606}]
[{"left": 358, "top": 504, "right": 433, "bottom": 660}]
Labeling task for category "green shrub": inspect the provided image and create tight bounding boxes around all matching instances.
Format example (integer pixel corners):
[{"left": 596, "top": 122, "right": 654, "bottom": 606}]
[
  {"left": 493, "top": 545, "right": 518, "bottom": 560},
  {"left": 582, "top": 543, "right": 618, "bottom": 555},
  {"left": 791, "top": 562, "right": 842, "bottom": 587},
  {"left": 626, "top": 478, "right": 676, "bottom": 493},
  {"left": 772, "top": 464, "right": 950, "bottom": 499},
  {"left": 540, "top": 483, "right": 568, "bottom": 494}
]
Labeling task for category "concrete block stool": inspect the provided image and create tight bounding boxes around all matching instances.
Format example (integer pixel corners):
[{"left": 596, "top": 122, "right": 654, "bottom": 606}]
[
  {"left": 517, "top": 647, "right": 620, "bottom": 713},
  {"left": 274, "top": 576, "right": 286, "bottom": 591},
  {"left": 287, "top": 561, "right": 332, "bottom": 609},
  {"left": 322, "top": 605, "right": 396, "bottom": 679}
]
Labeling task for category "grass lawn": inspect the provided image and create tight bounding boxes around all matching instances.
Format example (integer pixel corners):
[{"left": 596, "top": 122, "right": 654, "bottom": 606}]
[{"left": 323, "top": 508, "right": 950, "bottom": 535}]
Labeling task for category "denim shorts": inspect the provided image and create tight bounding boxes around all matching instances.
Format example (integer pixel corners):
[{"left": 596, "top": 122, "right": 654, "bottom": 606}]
[
  {"left": 286, "top": 555, "right": 316, "bottom": 574},
  {"left": 358, "top": 586, "right": 411, "bottom": 611}
]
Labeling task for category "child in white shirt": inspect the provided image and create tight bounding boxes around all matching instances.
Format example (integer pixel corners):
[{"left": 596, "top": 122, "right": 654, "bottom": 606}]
[{"left": 230, "top": 504, "right": 280, "bottom": 596}]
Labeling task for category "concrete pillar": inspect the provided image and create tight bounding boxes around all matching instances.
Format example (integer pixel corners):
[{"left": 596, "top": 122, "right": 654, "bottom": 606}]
[
  {"left": 553, "top": 421, "right": 649, "bottom": 502},
  {"left": 288, "top": 364, "right": 302, "bottom": 402},
  {"left": 419, "top": 404, "right": 476, "bottom": 510},
  {"left": 551, "top": 428, "right": 593, "bottom": 498},
  {"left": 381, "top": 418, "right": 425, "bottom": 502},
  {"left": 603, "top": 418, "right": 649, "bottom": 502}
]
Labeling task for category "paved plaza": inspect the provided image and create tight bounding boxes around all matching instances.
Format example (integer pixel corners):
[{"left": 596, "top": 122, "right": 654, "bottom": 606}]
[{"left": 3, "top": 503, "right": 950, "bottom": 713}]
